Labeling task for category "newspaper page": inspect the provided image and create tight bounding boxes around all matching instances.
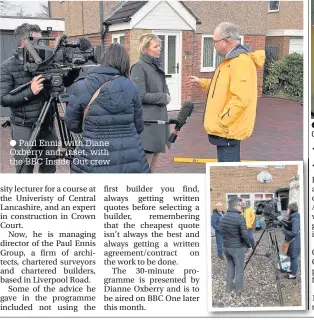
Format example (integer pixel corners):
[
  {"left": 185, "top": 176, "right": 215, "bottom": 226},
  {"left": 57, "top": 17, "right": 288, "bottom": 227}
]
[{"left": 0, "top": 0, "right": 312, "bottom": 319}]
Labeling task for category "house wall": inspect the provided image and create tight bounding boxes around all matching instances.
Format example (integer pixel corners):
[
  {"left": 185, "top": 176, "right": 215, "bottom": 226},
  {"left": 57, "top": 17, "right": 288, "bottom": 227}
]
[
  {"left": 50, "top": 1, "right": 302, "bottom": 104},
  {"left": 49, "top": 0, "right": 117, "bottom": 37},
  {"left": 209, "top": 165, "right": 298, "bottom": 214},
  {"left": 266, "top": 1, "right": 303, "bottom": 30},
  {"left": 265, "top": 36, "right": 291, "bottom": 59}
]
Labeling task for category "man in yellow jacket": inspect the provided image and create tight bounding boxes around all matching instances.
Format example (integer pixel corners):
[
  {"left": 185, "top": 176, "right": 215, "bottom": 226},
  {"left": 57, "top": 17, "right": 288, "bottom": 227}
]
[
  {"left": 186, "top": 22, "right": 265, "bottom": 162},
  {"left": 240, "top": 199, "right": 256, "bottom": 249}
]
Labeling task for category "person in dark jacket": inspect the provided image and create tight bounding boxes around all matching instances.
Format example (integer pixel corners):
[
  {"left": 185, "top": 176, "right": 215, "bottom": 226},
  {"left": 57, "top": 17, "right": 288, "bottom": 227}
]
[
  {"left": 220, "top": 196, "right": 251, "bottom": 294},
  {"left": 0, "top": 23, "right": 57, "bottom": 173},
  {"left": 282, "top": 203, "right": 301, "bottom": 279},
  {"left": 211, "top": 202, "right": 225, "bottom": 259},
  {"left": 64, "top": 43, "right": 150, "bottom": 174},
  {"left": 130, "top": 34, "right": 171, "bottom": 172}
]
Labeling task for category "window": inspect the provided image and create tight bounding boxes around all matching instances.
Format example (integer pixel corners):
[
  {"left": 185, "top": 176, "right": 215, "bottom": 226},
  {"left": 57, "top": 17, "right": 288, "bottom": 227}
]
[
  {"left": 112, "top": 34, "right": 125, "bottom": 46},
  {"left": 226, "top": 193, "right": 275, "bottom": 211},
  {"left": 201, "top": 35, "right": 244, "bottom": 72},
  {"left": 269, "top": 1, "right": 280, "bottom": 12}
]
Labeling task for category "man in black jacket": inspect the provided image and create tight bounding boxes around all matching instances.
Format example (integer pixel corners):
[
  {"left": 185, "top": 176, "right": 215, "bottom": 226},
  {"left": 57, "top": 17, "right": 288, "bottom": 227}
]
[
  {"left": 0, "top": 23, "right": 57, "bottom": 173},
  {"left": 220, "top": 196, "right": 251, "bottom": 294}
]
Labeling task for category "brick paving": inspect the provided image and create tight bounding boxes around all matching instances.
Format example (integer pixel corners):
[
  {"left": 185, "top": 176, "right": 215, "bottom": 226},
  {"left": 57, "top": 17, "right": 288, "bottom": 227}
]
[{"left": 0, "top": 98, "right": 303, "bottom": 174}]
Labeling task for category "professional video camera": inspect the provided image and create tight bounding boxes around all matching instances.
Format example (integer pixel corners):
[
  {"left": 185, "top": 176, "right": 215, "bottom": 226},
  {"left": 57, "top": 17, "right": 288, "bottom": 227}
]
[
  {"left": 255, "top": 198, "right": 291, "bottom": 230},
  {"left": 14, "top": 34, "right": 98, "bottom": 95},
  {"left": 18, "top": 34, "right": 98, "bottom": 72},
  {"left": 11, "top": 34, "right": 99, "bottom": 173}
]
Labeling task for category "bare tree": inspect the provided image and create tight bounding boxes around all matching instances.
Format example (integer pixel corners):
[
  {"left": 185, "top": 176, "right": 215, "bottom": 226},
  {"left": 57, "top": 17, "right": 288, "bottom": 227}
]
[
  {"left": 0, "top": 0, "right": 21, "bottom": 15},
  {"left": 36, "top": 4, "right": 49, "bottom": 18},
  {"left": 16, "top": 7, "right": 31, "bottom": 17}
]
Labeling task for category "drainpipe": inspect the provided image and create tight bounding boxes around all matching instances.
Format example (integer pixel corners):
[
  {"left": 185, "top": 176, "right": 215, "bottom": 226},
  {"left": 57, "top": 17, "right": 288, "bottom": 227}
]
[{"left": 99, "top": 1, "right": 104, "bottom": 54}]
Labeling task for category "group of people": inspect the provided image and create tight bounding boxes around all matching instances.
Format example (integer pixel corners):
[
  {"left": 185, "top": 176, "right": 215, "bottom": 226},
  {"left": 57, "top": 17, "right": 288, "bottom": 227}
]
[
  {"left": 211, "top": 197, "right": 301, "bottom": 295},
  {"left": 0, "top": 21, "right": 265, "bottom": 173}
]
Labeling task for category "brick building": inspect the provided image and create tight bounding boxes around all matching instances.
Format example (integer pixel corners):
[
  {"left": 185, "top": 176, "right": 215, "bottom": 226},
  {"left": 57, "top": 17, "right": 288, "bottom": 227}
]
[
  {"left": 209, "top": 164, "right": 300, "bottom": 215},
  {"left": 49, "top": 0, "right": 303, "bottom": 111}
]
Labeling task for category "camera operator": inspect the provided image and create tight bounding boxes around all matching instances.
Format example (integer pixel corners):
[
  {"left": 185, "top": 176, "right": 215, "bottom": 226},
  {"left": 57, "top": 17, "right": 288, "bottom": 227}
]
[
  {"left": 280, "top": 203, "right": 301, "bottom": 280},
  {"left": 0, "top": 23, "right": 57, "bottom": 173},
  {"left": 220, "top": 196, "right": 251, "bottom": 294}
]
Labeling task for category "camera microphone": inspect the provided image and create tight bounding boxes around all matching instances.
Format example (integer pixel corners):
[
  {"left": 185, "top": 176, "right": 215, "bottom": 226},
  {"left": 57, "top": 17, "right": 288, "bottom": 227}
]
[{"left": 168, "top": 101, "right": 194, "bottom": 143}]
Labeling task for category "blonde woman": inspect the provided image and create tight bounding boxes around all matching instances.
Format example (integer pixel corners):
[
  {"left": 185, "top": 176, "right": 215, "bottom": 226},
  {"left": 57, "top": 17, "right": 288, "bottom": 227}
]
[{"left": 130, "top": 34, "right": 171, "bottom": 172}]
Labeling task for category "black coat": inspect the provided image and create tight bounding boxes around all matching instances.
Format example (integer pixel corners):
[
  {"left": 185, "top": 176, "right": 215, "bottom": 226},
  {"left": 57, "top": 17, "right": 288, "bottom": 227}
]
[
  {"left": 0, "top": 53, "right": 53, "bottom": 127},
  {"left": 220, "top": 208, "right": 251, "bottom": 248},
  {"left": 130, "top": 53, "right": 171, "bottom": 153},
  {"left": 284, "top": 212, "right": 301, "bottom": 258},
  {"left": 64, "top": 66, "right": 150, "bottom": 173}
]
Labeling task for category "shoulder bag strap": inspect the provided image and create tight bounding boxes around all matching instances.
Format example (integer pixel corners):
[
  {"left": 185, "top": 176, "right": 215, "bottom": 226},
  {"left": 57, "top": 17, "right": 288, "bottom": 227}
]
[{"left": 82, "top": 75, "right": 119, "bottom": 129}]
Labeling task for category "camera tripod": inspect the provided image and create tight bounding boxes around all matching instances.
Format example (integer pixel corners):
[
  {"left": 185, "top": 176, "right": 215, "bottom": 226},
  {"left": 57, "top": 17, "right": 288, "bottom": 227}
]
[
  {"left": 15, "top": 89, "right": 82, "bottom": 173},
  {"left": 244, "top": 225, "right": 284, "bottom": 306}
]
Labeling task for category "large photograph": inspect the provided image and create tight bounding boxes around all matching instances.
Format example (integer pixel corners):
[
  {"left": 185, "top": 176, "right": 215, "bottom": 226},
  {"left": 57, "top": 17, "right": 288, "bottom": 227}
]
[
  {"left": 0, "top": 1, "right": 304, "bottom": 173},
  {"left": 207, "top": 162, "right": 305, "bottom": 311}
]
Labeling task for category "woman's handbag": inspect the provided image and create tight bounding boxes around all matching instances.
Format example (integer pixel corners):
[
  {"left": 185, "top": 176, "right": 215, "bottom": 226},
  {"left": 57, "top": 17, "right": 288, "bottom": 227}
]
[
  {"left": 282, "top": 238, "right": 296, "bottom": 254},
  {"left": 82, "top": 75, "right": 119, "bottom": 130}
]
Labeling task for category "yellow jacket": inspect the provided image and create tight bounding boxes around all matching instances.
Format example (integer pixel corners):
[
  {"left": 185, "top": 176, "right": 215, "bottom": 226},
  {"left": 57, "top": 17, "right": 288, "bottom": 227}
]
[
  {"left": 243, "top": 207, "right": 256, "bottom": 229},
  {"left": 201, "top": 47, "right": 265, "bottom": 140}
]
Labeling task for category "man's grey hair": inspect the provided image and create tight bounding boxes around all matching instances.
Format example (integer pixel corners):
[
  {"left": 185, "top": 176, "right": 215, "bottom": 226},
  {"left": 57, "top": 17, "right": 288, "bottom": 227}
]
[
  {"left": 14, "top": 23, "right": 41, "bottom": 46},
  {"left": 228, "top": 196, "right": 242, "bottom": 210},
  {"left": 216, "top": 22, "right": 240, "bottom": 40}
]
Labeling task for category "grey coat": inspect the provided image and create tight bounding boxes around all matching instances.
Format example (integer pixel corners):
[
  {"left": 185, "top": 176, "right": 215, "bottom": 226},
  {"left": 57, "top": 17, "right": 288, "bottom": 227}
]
[{"left": 130, "top": 53, "right": 171, "bottom": 153}]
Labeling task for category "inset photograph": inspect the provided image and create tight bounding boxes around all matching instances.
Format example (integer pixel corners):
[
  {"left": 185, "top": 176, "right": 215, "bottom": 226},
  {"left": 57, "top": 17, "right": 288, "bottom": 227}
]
[{"left": 207, "top": 162, "right": 305, "bottom": 311}]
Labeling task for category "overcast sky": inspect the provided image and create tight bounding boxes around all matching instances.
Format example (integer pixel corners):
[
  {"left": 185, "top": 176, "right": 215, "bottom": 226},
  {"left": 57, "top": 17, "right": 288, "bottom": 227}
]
[{"left": 6, "top": 1, "right": 48, "bottom": 16}]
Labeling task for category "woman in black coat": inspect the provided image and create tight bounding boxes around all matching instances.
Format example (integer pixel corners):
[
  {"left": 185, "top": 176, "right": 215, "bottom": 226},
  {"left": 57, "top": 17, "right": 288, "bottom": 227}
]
[
  {"left": 130, "top": 34, "right": 171, "bottom": 172},
  {"left": 282, "top": 202, "right": 301, "bottom": 279},
  {"left": 64, "top": 44, "right": 150, "bottom": 173}
]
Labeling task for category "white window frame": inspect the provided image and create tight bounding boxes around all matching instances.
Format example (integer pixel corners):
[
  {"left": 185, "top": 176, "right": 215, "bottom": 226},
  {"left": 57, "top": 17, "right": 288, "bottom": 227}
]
[
  {"left": 226, "top": 193, "right": 275, "bottom": 210},
  {"left": 200, "top": 35, "right": 244, "bottom": 72},
  {"left": 268, "top": 1, "right": 280, "bottom": 12},
  {"left": 275, "top": 165, "right": 286, "bottom": 169},
  {"left": 112, "top": 33, "right": 125, "bottom": 44}
]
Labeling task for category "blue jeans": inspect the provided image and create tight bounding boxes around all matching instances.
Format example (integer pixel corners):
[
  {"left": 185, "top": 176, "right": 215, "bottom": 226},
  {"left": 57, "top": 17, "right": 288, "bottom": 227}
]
[
  {"left": 247, "top": 229, "right": 256, "bottom": 249},
  {"left": 290, "top": 257, "right": 299, "bottom": 275},
  {"left": 217, "top": 143, "right": 241, "bottom": 162},
  {"left": 215, "top": 231, "right": 223, "bottom": 256}
]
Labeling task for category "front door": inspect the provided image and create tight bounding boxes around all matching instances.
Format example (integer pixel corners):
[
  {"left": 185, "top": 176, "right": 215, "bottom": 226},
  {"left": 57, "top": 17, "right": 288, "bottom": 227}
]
[{"left": 153, "top": 31, "right": 181, "bottom": 111}]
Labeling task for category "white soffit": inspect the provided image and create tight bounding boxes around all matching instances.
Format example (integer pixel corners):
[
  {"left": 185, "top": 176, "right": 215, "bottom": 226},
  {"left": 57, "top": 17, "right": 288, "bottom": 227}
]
[
  {"left": 266, "top": 29, "right": 303, "bottom": 37},
  {"left": 108, "top": 22, "right": 131, "bottom": 32},
  {"left": 0, "top": 17, "right": 65, "bottom": 31}
]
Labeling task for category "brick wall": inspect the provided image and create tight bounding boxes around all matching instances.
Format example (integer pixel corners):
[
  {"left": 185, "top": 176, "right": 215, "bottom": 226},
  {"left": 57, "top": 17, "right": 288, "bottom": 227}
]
[
  {"left": 129, "top": 29, "right": 152, "bottom": 65},
  {"left": 181, "top": 31, "right": 194, "bottom": 102},
  {"left": 104, "top": 32, "right": 112, "bottom": 48},
  {"left": 209, "top": 165, "right": 298, "bottom": 213},
  {"left": 48, "top": 31, "right": 64, "bottom": 48},
  {"left": 243, "top": 35, "right": 266, "bottom": 96},
  {"left": 265, "top": 36, "right": 290, "bottom": 59},
  {"left": 191, "top": 33, "right": 213, "bottom": 104}
]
